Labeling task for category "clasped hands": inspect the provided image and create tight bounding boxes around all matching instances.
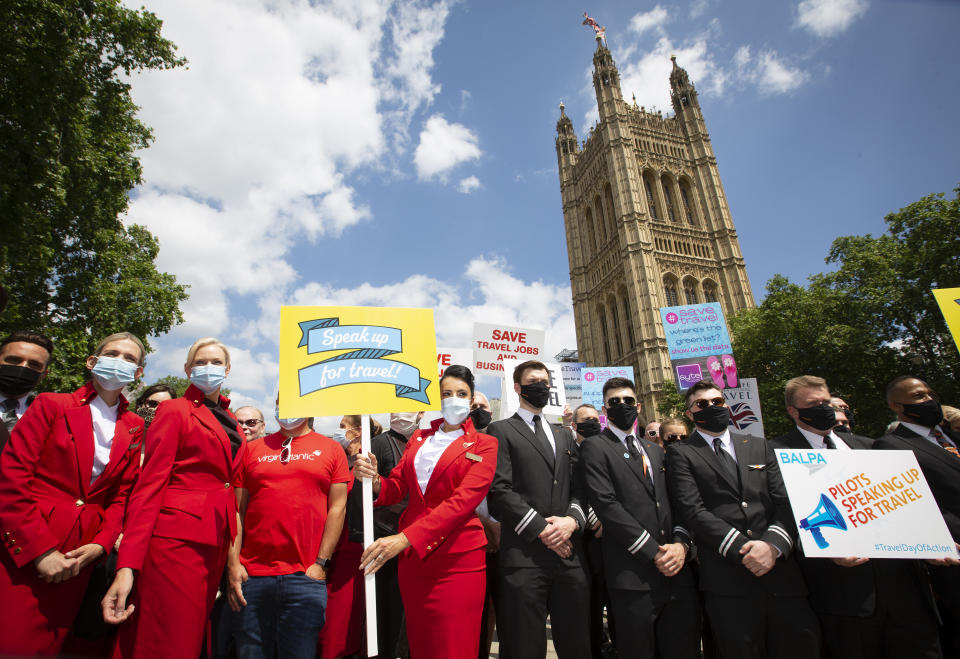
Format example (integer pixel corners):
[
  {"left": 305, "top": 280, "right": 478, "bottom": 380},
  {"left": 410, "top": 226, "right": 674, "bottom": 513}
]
[
  {"left": 34, "top": 543, "right": 104, "bottom": 583},
  {"left": 539, "top": 515, "right": 577, "bottom": 558}
]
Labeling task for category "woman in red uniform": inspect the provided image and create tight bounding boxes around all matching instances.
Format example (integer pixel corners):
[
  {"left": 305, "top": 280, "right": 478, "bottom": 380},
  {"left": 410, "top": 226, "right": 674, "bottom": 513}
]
[
  {"left": 0, "top": 332, "right": 145, "bottom": 655},
  {"left": 356, "top": 365, "right": 497, "bottom": 659},
  {"left": 102, "top": 337, "right": 246, "bottom": 658}
]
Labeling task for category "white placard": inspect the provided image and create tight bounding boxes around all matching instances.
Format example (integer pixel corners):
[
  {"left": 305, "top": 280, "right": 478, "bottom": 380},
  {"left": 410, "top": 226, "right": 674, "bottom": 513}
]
[
  {"left": 437, "top": 346, "right": 474, "bottom": 378},
  {"left": 722, "top": 378, "right": 764, "bottom": 438},
  {"left": 499, "top": 358, "right": 566, "bottom": 419},
  {"left": 776, "top": 449, "right": 958, "bottom": 559},
  {"left": 472, "top": 322, "right": 546, "bottom": 376}
]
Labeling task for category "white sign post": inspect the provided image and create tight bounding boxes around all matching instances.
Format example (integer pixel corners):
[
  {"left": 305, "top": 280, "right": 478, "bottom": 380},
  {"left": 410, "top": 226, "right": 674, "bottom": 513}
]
[
  {"left": 776, "top": 449, "right": 958, "bottom": 559},
  {"left": 360, "top": 415, "right": 377, "bottom": 656},
  {"left": 472, "top": 322, "right": 545, "bottom": 376}
]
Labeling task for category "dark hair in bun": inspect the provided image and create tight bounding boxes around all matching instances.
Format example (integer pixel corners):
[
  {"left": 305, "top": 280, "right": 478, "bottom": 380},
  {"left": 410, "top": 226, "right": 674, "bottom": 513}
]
[{"left": 440, "top": 364, "right": 475, "bottom": 395}]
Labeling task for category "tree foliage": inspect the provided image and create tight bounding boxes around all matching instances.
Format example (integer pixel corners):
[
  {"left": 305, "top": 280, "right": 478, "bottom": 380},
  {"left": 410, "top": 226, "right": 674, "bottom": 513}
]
[
  {"left": 0, "top": 0, "right": 188, "bottom": 392},
  {"left": 729, "top": 186, "right": 960, "bottom": 439},
  {"left": 655, "top": 380, "right": 685, "bottom": 419}
]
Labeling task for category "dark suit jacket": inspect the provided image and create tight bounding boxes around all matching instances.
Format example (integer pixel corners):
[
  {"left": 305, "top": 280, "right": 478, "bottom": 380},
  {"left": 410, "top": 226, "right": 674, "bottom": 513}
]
[
  {"left": 580, "top": 428, "right": 695, "bottom": 592},
  {"left": 487, "top": 412, "right": 587, "bottom": 568},
  {"left": 772, "top": 428, "right": 893, "bottom": 616},
  {"left": 874, "top": 423, "right": 960, "bottom": 542},
  {"left": 666, "top": 430, "right": 806, "bottom": 596}
]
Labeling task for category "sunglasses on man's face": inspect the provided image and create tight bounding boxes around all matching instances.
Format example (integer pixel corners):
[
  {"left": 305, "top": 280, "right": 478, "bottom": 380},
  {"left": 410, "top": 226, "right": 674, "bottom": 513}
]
[
  {"left": 690, "top": 397, "right": 726, "bottom": 410},
  {"left": 141, "top": 399, "right": 162, "bottom": 409},
  {"left": 666, "top": 433, "right": 687, "bottom": 442},
  {"left": 238, "top": 419, "right": 262, "bottom": 428},
  {"left": 606, "top": 396, "right": 636, "bottom": 407}
]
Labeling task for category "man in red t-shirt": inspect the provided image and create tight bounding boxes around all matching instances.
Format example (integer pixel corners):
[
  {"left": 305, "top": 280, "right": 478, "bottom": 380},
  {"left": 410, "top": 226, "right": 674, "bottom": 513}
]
[{"left": 226, "top": 409, "right": 350, "bottom": 657}]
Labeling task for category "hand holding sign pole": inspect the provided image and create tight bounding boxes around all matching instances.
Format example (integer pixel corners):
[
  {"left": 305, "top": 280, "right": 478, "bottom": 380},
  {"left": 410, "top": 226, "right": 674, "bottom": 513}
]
[{"left": 280, "top": 306, "right": 439, "bottom": 657}]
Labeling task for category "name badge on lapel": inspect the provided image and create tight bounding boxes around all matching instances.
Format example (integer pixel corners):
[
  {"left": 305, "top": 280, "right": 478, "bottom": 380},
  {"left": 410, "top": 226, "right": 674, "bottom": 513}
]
[{"left": 466, "top": 452, "right": 482, "bottom": 462}]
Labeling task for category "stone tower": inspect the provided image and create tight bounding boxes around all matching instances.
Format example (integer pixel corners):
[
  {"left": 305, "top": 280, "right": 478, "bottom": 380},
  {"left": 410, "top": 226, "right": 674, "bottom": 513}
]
[{"left": 555, "top": 38, "right": 755, "bottom": 414}]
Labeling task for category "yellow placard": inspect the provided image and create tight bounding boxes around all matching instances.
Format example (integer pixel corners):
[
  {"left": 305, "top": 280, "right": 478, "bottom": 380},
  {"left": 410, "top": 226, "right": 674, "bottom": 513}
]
[
  {"left": 933, "top": 288, "right": 960, "bottom": 355},
  {"left": 278, "top": 306, "right": 439, "bottom": 418}
]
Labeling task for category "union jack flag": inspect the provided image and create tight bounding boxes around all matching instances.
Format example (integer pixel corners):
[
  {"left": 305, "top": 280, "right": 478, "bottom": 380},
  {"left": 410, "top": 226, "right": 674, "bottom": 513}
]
[
  {"left": 728, "top": 402, "right": 759, "bottom": 430},
  {"left": 582, "top": 12, "right": 606, "bottom": 37}
]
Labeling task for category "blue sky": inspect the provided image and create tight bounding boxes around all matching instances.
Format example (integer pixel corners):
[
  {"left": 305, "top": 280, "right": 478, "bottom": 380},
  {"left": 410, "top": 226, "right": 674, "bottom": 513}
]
[{"left": 123, "top": 0, "right": 960, "bottom": 427}]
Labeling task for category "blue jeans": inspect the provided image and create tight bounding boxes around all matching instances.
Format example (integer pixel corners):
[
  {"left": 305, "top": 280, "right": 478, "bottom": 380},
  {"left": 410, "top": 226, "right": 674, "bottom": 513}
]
[{"left": 233, "top": 573, "right": 327, "bottom": 659}]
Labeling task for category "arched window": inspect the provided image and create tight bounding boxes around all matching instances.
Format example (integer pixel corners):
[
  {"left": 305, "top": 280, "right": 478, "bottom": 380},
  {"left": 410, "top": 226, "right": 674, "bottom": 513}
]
[
  {"left": 683, "top": 277, "right": 699, "bottom": 304},
  {"left": 620, "top": 290, "right": 635, "bottom": 349},
  {"left": 598, "top": 304, "right": 611, "bottom": 363},
  {"left": 703, "top": 280, "right": 718, "bottom": 303},
  {"left": 594, "top": 196, "right": 607, "bottom": 243},
  {"left": 604, "top": 183, "right": 617, "bottom": 241},
  {"left": 663, "top": 277, "right": 679, "bottom": 307},
  {"left": 661, "top": 174, "right": 677, "bottom": 222},
  {"left": 583, "top": 208, "right": 597, "bottom": 257},
  {"left": 643, "top": 172, "right": 660, "bottom": 220},
  {"left": 609, "top": 297, "right": 623, "bottom": 359},
  {"left": 679, "top": 179, "right": 697, "bottom": 225}
]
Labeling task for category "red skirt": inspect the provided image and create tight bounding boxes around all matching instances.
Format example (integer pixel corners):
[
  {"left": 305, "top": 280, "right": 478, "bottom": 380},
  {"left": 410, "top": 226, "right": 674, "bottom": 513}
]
[
  {"left": 317, "top": 537, "right": 365, "bottom": 658},
  {"left": 398, "top": 546, "right": 486, "bottom": 659}
]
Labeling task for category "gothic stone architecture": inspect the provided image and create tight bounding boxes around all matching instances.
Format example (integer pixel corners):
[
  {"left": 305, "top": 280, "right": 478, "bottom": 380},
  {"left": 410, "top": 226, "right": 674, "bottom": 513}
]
[{"left": 555, "top": 39, "right": 755, "bottom": 413}]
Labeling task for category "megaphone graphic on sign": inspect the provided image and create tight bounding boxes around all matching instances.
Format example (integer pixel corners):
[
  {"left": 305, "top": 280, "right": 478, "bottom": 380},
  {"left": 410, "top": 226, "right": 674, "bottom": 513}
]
[{"left": 799, "top": 494, "right": 847, "bottom": 549}]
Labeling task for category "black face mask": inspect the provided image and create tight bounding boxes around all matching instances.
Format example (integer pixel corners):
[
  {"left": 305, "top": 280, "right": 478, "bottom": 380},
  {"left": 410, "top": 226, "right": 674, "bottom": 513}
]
[
  {"left": 606, "top": 404, "right": 638, "bottom": 432},
  {"left": 469, "top": 408, "right": 492, "bottom": 430},
  {"left": 575, "top": 418, "right": 602, "bottom": 438},
  {"left": 137, "top": 406, "right": 157, "bottom": 428},
  {"left": 795, "top": 403, "right": 837, "bottom": 431},
  {"left": 519, "top": 382, "right": 551, "bottom": 410},
  {"left": 0, "top": 364, "right": 42, "bottom": 398},
  {"left": 902, "top": 399, "right": 943, "bottom": 428},
  {"left": 692, "top": 405, "right": 730, "bottom": 433},
  {"left": 834, "top": 424, "right": 852, "bottom": 434}
]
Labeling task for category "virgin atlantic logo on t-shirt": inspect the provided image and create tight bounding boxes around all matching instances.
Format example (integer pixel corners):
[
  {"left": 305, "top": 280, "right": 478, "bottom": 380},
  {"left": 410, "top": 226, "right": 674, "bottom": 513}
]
[{"left": 257, "top": 449, "right": 323, "bottom": 463}]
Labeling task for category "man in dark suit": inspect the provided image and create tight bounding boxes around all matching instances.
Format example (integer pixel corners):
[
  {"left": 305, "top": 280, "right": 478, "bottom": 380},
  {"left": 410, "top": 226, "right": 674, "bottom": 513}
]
[
  {"left": 580, "top": 377, "right": 699, "bottom": 658},
  {"left": 667, "top": 379, "right": 820, "bottom": 659},
  {"left": 874, "top": 375, "right": 960, "bottom": 656},
  {"left": 487, "top": 360, "right": 590, "bottom": 659},
  {"left": 772, "top": 376, "right": 940, "bottom": 659}
]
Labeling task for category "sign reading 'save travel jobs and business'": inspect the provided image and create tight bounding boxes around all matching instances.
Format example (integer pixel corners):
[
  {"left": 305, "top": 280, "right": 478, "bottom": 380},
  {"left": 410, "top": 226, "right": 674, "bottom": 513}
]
[{"left": 472, "top": 322, "right": 545, "bottom": 376}]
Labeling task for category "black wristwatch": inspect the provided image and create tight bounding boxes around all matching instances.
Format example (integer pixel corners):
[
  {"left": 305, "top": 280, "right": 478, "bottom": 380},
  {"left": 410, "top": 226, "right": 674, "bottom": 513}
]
[{"left": 315, "top": 557, "right": 331, "bottom": 569}]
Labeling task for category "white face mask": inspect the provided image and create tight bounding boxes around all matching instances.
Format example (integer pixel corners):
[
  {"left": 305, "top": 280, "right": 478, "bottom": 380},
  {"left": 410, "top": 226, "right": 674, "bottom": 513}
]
[
  {"left": 275, "top": 408, "right": 305, "bottom": 431},
  {"left": 441, "top": 396, "right": 471, "bottom": 426},
  {"left": 331, "top": 427, "right": 351, "bottom": 449},
  {"left": 390, "top": 412, "right": 419, "bottom": 438}
]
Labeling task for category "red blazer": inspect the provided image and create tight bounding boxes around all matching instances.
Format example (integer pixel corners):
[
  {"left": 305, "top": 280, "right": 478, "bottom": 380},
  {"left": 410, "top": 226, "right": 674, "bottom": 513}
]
[
  {"left": 376, "top": 418, "right": 497, "bottom": 559},
  {"left": 118, "top": 385, "right": 245, "bottom": 571},
  {"left": 0, "top": 382, "right": 142, "bottom": 568}
]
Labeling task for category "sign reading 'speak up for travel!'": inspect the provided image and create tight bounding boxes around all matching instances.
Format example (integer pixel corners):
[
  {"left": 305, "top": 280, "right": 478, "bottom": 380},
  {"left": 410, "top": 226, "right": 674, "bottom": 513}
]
[{"left": 279, "top": 306, "right": 439, "bottom": 418}]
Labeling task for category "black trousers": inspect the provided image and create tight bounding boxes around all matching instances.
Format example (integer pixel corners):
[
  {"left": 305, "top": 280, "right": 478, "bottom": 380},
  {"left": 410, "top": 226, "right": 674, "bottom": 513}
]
[
  {"left": 930, "top": 565, "right": 960, "bottom": 659},
  {"left": 704, "top": 592, "right": 820, "bottom": 659},
  {"left": 609, "top": 585, "right": 700, "bottom": 659},
  {"left": 498, "top": 563, "right": 591, "bottom": 659}
]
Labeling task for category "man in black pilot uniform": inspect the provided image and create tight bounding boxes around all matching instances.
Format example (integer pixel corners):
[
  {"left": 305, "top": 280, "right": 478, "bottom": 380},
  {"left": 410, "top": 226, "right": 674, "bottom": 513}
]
[
  {"left": 874, "top": 375, "right": 960, "bottom": 657},
  {"left": 487, "top": 360, "right": 590, "bottom": 659},
  {"left": 666, "top": 379, "right": 820, "bottom": 659},
  {"left": 772, "top": 376, "right": 940, "bottom": 659},
  {"left": 579, "top": 377, "right": 700, "bottom": 659}
]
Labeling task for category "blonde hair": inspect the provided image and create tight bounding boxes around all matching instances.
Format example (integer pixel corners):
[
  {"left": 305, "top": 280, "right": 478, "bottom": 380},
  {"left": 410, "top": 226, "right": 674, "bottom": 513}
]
[
  {"left": 784, "top": 375, "right": 828, "bottom": 408},
  {"left": 94, "top": 332, "right": 146, "bottom": 366},
  {"left": 943, "top": 405, "right": 960, "bottom": 424},
  {"left": 185, "top": 337, "right": 230, "bottom": 367}
]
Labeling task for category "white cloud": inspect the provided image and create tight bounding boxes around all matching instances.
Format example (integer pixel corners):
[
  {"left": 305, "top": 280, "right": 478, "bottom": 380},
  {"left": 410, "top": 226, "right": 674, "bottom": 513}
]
[
  {"left": 628, "top": 6, "right": 669, "bottom": 35},
  {"left": 736, "top": 48, "right": 811, "bottom": 94},
  {"left": 457, "top": 175, "right": 481, "bottom": 194},
  {"left": 796, "top": 0, "right": 868, "bottom": 37},
  {"left": 689, "top": 0, "right": 711, "bottom": 19},
  {"left": 118, "top": 0, "right": 453, "bottom": 339},
  {"left": 413, "top": 115, "right": 482, "bottom": 181}
]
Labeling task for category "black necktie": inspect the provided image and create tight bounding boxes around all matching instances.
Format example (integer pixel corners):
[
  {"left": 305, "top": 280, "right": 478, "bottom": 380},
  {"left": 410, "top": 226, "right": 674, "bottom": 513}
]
[
  {"left": 532, "top": 415, "right": 555, "bottom": 465},
  {"left": 1, "top": 398, "right": 17, "bottom": 433},
  {"left": 823, "top": 435, "right": 837, "bottom": 449},
  {"left": 713, "top": 437, "right": 739, "bottom": 483}
]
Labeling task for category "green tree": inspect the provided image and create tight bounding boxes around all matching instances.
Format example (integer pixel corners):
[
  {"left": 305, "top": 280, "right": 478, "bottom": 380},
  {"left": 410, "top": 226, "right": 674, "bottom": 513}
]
[
  {"left": 0, "top": 0, "right": 188, "bottom": 392},
  {"left": 655, "top": 380, "right": 685, "bottom": 419},
  {"left": 729, "top": 185, "right": 960, "bottom": 438}
]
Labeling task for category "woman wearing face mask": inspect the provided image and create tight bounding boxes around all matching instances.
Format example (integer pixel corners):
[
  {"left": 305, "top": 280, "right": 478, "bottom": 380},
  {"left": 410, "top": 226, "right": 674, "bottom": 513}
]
[
  {"left": 0, "top": 332, "right": 146, "bottom": 656},
  {"left": 226, "top": 404, "right": 350, "bottom": 658},
  {"left": 354, "top": 365, "right": 497, "bottom": 659},
  {"left": 102, "top": 337, "right": 246, "bottom": 659}
]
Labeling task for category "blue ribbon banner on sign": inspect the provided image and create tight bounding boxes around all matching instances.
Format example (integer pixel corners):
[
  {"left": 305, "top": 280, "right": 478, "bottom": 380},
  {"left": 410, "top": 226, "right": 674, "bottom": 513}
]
[{"left": 297, "top": 318, "right": 431, "bottom": 403}]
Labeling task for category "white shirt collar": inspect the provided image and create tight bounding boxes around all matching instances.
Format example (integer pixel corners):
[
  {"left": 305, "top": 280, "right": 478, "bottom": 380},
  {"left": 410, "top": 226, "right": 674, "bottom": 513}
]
[
  {"left": 796, "top": 426, "right": 848, "bottom": 449},
  {"left": 696, "top": 427, "right": 731, "bottom": 447},
  {"left": 516, "top": 406, "right": 542, "bottom": 426},
  {"left": 606, "top": 422, "right": 635, "bottom": 443},
  {"left": 900, "top": 420, "right": 935, "bottom": 438}
]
